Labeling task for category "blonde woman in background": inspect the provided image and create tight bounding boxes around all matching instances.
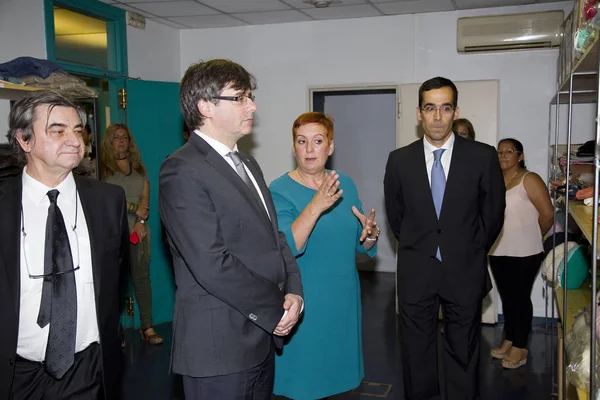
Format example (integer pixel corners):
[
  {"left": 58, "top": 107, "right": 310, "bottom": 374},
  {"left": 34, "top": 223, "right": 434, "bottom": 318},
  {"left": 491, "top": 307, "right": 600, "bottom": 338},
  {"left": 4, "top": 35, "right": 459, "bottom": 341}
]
[{"left": 100, "top": 123, "right": 163, "bottom": 345}]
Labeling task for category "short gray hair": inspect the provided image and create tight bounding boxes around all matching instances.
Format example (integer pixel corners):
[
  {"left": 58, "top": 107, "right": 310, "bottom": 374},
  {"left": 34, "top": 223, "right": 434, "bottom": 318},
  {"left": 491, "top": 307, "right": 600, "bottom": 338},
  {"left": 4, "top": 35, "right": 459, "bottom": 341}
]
[{"left": 6, "top": 90, "right": 86, "bottom": 166}]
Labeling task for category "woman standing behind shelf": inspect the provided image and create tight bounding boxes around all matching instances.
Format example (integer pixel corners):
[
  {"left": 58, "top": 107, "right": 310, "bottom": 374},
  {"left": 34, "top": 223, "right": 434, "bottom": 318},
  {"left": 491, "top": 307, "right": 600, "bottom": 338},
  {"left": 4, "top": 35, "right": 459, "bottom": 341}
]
[
  {"left": 270, "top": 112, "right": 379, "bottom": 400},
  {"left": 100, "top": 123, "right": 163, "bottom": 345},
  {"left": 489, "top": 138, "right": 553, "bottom": 369}
]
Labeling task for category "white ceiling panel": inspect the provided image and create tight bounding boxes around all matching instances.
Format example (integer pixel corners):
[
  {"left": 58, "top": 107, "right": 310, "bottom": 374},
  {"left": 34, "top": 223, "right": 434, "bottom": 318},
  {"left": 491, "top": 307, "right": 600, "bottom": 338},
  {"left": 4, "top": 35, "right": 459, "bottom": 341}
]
[
  {"left": 170, "top": 14, "right": 248, "bottom": 28},
  {"left": 302, "top": 4, "right": 382, "bottom": 19},
  {"left": 112, "top": 3, "right": 163, "bottom": 18},
  {"left": 233, "top": 10, "right": 312, "bottom": 24},
  {"left": 281, "top": 0, "right": 369, "bottom": 9},
  {"left": 131, "top": 1, "right": 219, "bottom": 17},
  {"left": 453, "top": 0, "right": 535, "bottom": 9},
  {"left": 117, "top": 0, "right": 190, "bottom": 3},
  {"left": 198, "top": 0, "right": 291, "bottom": 14},
  {"left": 375, "top": 0, "right": 455, "bottom": 15},
  {"left": 154, "top": 17, "right": 194, "bottom": 28},
  {"left": 72, "top": 0, "right": 569, "bottom": 29}
]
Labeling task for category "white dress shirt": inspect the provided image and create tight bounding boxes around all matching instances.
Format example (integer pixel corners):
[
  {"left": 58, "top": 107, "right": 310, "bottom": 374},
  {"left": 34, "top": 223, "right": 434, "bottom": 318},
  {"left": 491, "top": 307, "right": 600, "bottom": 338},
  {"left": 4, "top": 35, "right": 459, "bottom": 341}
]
[
  {"left": 17, "top": 167, "right": 99, "bottom": 361},
  {"left": 195, "top": 130, "right": 270, "bottom": 218},
  {"left": 423, "top": 132, "right": 455, "bottom": 186}
]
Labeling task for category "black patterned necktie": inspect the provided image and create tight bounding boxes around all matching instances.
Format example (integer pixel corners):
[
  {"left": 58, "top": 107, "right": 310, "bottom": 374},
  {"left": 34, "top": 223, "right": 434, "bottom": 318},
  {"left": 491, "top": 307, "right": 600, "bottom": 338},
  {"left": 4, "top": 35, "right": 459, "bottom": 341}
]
[
  {"left": 227, "top": 151, "right": 269, "bottom": 218},
  {"left": 37, "top": 189, "right": 77, "bottom": 380}
]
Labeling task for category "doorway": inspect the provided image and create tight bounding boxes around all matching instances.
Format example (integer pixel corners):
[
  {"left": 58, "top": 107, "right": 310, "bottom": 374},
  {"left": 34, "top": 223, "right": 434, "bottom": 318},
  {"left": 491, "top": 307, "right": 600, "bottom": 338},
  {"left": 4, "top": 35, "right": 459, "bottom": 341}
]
[{"left": 311, "top": 86, "right": 399, "bottom": 273}]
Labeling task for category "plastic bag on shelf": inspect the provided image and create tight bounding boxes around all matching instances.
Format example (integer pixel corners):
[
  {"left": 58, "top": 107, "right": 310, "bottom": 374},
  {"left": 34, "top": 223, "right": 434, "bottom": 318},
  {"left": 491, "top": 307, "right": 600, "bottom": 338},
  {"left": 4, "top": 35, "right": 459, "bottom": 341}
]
[
  {"left": 566, "top": 307, "right": 600, "bottom": 391},
  {"left": 575, "top": 24, "right": 598, "bottom": 56}
]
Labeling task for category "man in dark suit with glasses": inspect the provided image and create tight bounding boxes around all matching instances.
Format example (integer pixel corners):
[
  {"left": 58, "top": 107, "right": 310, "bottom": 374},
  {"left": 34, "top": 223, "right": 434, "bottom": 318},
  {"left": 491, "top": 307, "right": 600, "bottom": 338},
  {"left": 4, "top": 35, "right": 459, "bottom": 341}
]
[
  {"left": 159, "top": 59, "right": 303, "bottom": 399},
  {"left": 384, "top": 77, "right": 505, "bottom": 400},
  {"left": 0, "top": 90, "right": 129, "bottom": 400}
]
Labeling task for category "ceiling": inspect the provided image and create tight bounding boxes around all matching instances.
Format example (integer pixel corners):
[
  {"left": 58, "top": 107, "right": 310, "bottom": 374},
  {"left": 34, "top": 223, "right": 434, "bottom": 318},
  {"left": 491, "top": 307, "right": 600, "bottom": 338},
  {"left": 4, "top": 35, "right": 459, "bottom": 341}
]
[{"left": 97, "top": 0, "right": 565, "bottom": 29}]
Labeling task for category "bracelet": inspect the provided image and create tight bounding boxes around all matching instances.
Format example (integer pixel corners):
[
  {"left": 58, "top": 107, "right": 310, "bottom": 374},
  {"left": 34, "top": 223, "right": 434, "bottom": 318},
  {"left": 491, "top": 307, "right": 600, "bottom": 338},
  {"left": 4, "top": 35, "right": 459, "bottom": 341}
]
[
  {"left": 137, "top": 219, "right": 145, "bottom": 225},
  {"left": 365, "top": 226, "right": 381, "bottom": 242},
  {"left": 127, "top": 202, "right": 139, "bottom": 214}
]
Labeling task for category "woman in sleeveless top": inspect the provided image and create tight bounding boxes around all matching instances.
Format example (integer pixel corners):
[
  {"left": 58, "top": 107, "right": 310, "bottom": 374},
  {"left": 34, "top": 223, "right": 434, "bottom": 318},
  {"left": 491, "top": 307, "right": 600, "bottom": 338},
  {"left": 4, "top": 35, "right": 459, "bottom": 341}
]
[
  {"left": 489, "top": 138, "right": 553, "bottom": 369},
  {"left": 100, "top": 123, "right": 163, "bottom": 345}
]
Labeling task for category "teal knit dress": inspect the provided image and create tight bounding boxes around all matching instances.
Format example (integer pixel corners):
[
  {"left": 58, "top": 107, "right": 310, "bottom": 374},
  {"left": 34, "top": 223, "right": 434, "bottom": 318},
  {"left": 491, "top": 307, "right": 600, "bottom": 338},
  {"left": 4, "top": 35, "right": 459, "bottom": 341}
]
[{"left": 270, "top": 171, "right": 377, "bottom": 400}]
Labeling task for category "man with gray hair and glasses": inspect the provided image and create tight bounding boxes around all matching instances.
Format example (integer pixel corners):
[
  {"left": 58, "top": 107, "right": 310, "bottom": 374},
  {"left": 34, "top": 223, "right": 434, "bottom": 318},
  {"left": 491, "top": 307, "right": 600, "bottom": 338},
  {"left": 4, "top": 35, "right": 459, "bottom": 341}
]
[{"left": 0, "top": 90, "right": 129, "bottom": 400}]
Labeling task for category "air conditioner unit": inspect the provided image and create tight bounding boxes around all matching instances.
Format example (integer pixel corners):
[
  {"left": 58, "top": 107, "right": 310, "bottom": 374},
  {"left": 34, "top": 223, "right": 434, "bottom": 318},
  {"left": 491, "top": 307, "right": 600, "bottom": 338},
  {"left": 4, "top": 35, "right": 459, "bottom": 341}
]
[{"left": 457, "top": 11, "right": 564, "bottom": 53}]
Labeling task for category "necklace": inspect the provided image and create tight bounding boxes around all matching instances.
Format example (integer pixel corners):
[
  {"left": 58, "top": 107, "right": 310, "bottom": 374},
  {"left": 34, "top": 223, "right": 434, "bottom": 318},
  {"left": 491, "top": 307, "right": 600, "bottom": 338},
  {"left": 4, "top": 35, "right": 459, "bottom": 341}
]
[
  {"left": 295, "top": 170, "right": 326, "bottom": 190},
  {"left": 504, "top": 171, "right": 519, "bottom": 187}
]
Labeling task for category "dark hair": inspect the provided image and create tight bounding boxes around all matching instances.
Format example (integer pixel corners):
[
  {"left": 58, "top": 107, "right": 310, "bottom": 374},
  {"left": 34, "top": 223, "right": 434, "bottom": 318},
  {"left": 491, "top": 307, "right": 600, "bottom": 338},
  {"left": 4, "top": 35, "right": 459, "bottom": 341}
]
[
  {"left": 6, "top": 90, "right": 86, "bottom": 167},
  {"left": 418, "top": 77, "right": 458, "bottom": 108},
  {"left": 498, "top": 138, "right": 526, "bottom": 169},
  {"left": 453, "top": 118, "right": 475, "bottom": 140},
  {"left": 180, "top": 59, "right": 257, "bottom": 131},
  {"left": 84, "top": 123, "right": 91, "bottom": 133}
]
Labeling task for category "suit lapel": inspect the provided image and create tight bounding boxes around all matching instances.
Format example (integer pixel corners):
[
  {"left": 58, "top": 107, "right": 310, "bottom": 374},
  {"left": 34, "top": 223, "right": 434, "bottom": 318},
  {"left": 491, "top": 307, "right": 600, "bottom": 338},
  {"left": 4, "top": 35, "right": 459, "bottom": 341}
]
[
  {"left": 198, "top": 141, "right": 274, "bottom": 236},
  {"left": 440, "top": 136, "right": 466, "bottom": 221},
  {"left": 75, "top": 178, "right": 102, "bottom": 304},
  {"left": 239, "top": 152, "right": 277, "bottom": 236},
  {"left": 0, "top": 174, "right": 23, "bottom": 317}
]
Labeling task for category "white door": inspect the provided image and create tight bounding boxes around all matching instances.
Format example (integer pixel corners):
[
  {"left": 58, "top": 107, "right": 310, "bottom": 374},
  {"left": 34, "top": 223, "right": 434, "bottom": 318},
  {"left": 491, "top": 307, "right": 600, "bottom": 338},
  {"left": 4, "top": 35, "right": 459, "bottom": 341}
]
[{"left": 396, "top": 80, "right": 500, "bottom": 324}]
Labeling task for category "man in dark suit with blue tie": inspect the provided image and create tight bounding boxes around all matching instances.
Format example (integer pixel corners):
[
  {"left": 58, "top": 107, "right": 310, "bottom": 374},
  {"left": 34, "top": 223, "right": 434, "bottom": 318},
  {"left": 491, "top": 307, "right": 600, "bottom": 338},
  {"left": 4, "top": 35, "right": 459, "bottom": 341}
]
[
  {"left": 159, "top": 59, "right": 304, "bottom": 399},
  {"left": 383, "top": 77, "right": 505, "bottom": 400}
]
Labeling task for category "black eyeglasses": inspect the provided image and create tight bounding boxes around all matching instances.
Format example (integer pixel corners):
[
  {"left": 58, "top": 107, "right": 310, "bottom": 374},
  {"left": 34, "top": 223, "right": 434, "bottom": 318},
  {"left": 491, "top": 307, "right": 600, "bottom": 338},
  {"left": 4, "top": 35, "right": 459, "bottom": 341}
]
[
  {"left": 21, "top": 198, "right": 81, "bottom": 280},
  {"left": 420, "top": 105, "right": 455, "bottom": 114},
  {"left": 497, "top": 150, "right": 521, "bottom": 157},
  {"left": 212, "top": 94, "right": 256, "bottom": 104}
]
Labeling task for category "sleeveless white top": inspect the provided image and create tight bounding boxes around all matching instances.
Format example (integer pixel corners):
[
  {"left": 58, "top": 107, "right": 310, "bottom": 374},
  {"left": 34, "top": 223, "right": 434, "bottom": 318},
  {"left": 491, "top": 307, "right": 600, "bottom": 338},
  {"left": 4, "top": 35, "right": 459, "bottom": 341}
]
[{"left": 489, "top": 172, "right": 544, "bottom": 257}]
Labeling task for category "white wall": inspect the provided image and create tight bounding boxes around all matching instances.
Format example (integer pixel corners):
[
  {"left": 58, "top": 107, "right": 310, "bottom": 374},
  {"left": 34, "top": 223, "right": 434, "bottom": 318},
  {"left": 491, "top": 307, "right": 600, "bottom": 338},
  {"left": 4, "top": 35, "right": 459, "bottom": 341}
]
[
  {"left": 181, "top": 1, "right": 583, "bottom": 318},
  {"left": 180, "top": 1, "right": 579, "bottom": 186},
  {"left": 127, "top": 19, "right": 181, "bottom": 83},
  {"left": 0, "top": 0, "right": 182, "bottom": 144}
]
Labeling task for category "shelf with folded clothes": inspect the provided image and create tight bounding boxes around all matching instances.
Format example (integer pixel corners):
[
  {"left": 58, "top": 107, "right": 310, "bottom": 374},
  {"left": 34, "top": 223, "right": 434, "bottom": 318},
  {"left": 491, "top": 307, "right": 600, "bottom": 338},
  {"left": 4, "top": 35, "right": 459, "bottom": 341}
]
[
  {"left": 569, "top": 201, "right": 600, "bottom": 251},
  {"left": 0, "top": 81, "right": 42, "bottom": 100}
]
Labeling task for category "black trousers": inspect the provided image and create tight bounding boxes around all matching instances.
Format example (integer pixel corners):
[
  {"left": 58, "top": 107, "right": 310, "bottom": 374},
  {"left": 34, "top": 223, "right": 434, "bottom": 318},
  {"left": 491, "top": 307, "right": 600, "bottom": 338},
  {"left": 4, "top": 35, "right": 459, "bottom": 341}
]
[
  {"left": 10, "top": 343, "right": 104, "bottom": 400},
  {"left": 398, "top": 263, "right": 482, "bottom": 400},
  {"left": 489, "top": 253, "right": 544, "bottom": 348},
  {"left": 182, "top": 346, "right": 274, "bottom": 400}
]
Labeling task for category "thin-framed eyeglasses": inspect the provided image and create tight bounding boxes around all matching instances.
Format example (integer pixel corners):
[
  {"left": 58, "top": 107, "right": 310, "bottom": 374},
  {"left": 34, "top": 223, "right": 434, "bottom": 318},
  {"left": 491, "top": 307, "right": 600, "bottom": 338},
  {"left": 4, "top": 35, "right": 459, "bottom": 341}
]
[
  {"left": 497, "top": 150, "right": 521, "bottom": 157},
  {"left": 420, "top": 105, "right": 455, "bottom": 115},
  {"left": 212, "top": 94, "right": 256, "bottom": 104},
  {"left": 21, "top": 198, "right": 80, "bottom": 280},
  {"left": 112, "top": 135, "right": 129, "bottom": 142}
]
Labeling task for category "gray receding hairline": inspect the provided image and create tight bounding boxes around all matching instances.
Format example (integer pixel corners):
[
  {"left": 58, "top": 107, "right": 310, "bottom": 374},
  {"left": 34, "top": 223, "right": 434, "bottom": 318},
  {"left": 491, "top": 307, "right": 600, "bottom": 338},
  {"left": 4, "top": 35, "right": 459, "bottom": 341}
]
[{"left": 6, "top": 90, "right": 87, "bottom": 166}]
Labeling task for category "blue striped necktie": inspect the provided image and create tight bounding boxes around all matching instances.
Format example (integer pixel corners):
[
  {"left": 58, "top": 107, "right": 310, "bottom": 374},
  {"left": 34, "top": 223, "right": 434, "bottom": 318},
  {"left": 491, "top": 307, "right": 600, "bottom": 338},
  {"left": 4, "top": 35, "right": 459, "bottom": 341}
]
[{"left": 431, "top": 149, "right": 446, "bottom": 261}]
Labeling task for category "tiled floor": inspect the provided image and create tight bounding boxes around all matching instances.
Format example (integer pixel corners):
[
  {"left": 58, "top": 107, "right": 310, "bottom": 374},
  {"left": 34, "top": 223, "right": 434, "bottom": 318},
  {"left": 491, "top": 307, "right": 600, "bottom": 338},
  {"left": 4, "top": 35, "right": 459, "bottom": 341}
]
[{"left": 122, "top": 271, "right": 555, "bottom": 399}]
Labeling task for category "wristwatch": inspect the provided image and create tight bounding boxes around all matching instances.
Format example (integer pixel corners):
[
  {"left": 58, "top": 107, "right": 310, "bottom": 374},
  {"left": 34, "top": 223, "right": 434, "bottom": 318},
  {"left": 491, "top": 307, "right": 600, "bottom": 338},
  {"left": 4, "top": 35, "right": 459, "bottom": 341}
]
[{"left": 138, "top": 219, "right": 146, "bottom": 224}]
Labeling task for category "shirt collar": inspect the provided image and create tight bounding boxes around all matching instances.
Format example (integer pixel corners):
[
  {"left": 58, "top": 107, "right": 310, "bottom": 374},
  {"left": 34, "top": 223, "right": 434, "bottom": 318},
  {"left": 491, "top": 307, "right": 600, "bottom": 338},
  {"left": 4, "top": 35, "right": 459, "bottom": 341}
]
[
  {"left": 195, "top": 130, "right": 239, "bottom": 156},
  {"left": 423, "top": 132, "right": 455, "bottom": 155},
  {"left": 22, "top": 165, "right": 77, "bottom": 206}
]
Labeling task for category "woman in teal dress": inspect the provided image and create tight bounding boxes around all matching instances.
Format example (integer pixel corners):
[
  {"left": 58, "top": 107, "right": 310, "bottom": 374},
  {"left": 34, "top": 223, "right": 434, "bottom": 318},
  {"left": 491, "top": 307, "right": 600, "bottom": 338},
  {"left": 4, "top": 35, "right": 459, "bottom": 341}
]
[{"left": 271, "top": 112, "right": 379, "bottom": 399}]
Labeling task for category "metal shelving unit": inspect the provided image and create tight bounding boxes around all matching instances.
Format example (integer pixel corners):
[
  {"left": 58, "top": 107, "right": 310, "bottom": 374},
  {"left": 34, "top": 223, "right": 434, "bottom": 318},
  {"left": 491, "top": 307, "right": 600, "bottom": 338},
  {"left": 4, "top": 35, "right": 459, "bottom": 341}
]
[{"left": 549, "top": 32, "right": 600, "bottom": 400}]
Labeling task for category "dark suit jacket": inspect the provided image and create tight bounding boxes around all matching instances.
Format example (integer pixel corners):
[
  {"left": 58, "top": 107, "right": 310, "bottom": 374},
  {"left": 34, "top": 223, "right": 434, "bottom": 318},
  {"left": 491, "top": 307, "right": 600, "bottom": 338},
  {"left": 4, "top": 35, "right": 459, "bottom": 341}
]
[
  {"left": 159, "top": 133, "right": 303, "bottom": 378},
  {"left": 0, "top": 172, "right": 129, "bottom": 400},
  {"left": 384, "top": 135, "right": 505, "bottom": 306}
]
